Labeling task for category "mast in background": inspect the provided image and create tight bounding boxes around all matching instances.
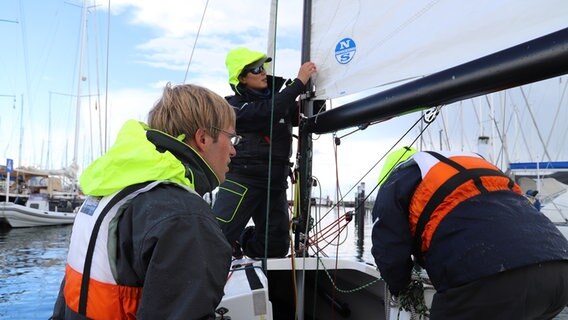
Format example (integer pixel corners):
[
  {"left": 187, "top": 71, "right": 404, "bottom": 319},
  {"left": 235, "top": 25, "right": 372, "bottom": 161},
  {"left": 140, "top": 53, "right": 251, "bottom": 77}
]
[
  {"left": 0, "top": 19, "right": 22, "bottom": 167},
  {"left": 266, "top": 1, "right": 277, "bottom": 76},
  {"left": 72, "top": 0, "right": 88, "bottom": 174}
]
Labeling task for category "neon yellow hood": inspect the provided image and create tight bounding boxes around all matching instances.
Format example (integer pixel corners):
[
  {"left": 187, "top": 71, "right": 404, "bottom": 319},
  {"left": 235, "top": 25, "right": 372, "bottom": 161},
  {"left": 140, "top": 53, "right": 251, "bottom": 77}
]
[
  {"left": 378, "top": 146, "right": 417, "bottom": 185},
  {"left": 80, "top": 120, "right": 193, "bottom": 196},
  {"left": 226, "top": 47, "right": 271, "bottom": 88}
]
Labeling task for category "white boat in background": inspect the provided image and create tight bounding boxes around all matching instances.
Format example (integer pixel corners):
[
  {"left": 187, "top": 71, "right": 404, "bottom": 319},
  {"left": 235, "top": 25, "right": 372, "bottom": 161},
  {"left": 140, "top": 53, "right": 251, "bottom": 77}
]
[
  {"left": 0, "top": 165, "right": 82, "bottom": 228},
  {"left": 0, "top": 200, "right": 76, "bottom": 228},
  {"left": 509, "top": 161, "right": 568, "bottom": 239}
]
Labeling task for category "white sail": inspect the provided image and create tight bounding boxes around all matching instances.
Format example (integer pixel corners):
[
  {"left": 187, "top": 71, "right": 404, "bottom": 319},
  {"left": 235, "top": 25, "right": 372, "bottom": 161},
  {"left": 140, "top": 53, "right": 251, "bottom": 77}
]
[{"left": 310, "top": 0, "right": 568, "bottom": 100}]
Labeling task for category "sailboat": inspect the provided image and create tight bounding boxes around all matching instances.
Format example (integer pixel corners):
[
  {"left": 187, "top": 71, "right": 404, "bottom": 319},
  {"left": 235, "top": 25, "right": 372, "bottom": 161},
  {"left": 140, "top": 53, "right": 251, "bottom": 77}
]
[
  {"left": 215, "top": 0, "right": 568, "bottom": 319},
  {"left": 0, "top": 0, "right": 93, "bottom": 229},
  {"left": 510, "top": 160, "right": 568, "bottom": 239},
  {"left": 0, "top": 164, "right": 81, "bottom": 228}
]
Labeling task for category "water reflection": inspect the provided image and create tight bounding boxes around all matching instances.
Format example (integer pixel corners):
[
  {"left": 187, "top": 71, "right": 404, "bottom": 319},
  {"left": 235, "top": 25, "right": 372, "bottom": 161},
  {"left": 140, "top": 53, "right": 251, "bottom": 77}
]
[{"left": 0, "top": 225, "right": 71, "bottom": 319}]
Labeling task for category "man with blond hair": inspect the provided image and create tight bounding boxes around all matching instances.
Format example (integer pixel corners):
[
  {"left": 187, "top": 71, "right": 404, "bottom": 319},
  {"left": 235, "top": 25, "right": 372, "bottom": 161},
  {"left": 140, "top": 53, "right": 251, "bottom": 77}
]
[{"left": 53, "top": 83, "right": 237, "bottom": 319}]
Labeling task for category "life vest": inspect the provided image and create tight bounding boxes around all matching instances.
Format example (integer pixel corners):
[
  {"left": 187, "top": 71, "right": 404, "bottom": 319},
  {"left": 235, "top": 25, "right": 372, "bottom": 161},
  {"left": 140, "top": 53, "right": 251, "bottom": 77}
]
[
  {"left": 64, "top": 181, "right": 195, "bottom": 319},
  {"left": 409, "top": 151, "right": 522, "bottom": 257}
]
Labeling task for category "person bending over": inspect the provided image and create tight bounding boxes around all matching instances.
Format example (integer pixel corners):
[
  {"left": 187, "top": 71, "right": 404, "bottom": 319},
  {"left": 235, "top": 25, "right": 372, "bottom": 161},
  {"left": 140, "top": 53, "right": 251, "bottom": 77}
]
[{"left": 372, "top": 147, "right": 568, "bottom": 319}]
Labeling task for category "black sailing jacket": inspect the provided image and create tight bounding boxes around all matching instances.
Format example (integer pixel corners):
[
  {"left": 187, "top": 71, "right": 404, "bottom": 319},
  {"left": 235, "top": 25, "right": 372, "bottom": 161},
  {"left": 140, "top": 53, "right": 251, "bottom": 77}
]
[
  {"left": 52, "top": 130, "right": 232, "bottom": 319},
  {"left": 226, "top": 75, "right": 306, "bottom": 189},
  {"left": 371, "top": 159, "right": 568, "bottom": 295}
]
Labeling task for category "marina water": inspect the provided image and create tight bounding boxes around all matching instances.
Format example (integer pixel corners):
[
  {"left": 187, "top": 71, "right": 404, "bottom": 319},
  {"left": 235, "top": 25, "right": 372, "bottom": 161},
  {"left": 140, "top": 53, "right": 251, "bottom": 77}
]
[{"left": 0, "top": 207, "right": 566, "bottom": 319}]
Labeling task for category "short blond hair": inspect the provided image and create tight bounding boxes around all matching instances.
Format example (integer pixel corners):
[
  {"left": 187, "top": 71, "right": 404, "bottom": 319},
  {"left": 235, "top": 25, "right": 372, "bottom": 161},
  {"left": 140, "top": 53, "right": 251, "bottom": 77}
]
[{"left": 148, "top": 83, "right": 235, "bottom": 141}]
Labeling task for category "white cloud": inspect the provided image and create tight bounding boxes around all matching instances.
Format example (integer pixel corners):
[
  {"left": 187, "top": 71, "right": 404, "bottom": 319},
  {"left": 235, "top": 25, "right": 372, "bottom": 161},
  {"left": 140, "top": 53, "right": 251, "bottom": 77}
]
[{"left": 109, "top": 0, "right": 304, "bottom": 86}]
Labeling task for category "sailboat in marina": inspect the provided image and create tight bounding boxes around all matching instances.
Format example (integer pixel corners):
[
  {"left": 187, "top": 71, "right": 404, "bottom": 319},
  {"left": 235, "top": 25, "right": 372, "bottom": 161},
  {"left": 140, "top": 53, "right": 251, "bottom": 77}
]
[
  {"left": 0, "top": 0, "right": 93, "bottom": 228},
  {"left": 215, "top": 0, "right": 568, "bottom": 319},
  {"left": 510, "top": 160, "right": 568, "bottom": 239},
  {"left": 0, "top": 164, "right": 82, "bottom": 227}
]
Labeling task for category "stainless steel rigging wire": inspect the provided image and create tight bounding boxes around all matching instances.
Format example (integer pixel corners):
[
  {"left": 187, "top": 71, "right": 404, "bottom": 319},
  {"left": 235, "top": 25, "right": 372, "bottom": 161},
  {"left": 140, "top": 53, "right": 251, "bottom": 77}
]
[{"left": 183, "top": 0, "right": 209, "bottom": 84}]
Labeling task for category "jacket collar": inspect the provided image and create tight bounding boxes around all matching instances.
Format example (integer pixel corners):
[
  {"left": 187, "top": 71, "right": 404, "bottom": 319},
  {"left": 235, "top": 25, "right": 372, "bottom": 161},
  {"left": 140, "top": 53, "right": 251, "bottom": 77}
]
[
  {"left": 146, "top": 130, "right": 219, "bottom": 196},
  {"left": 229, "top": 75, "right": 286, "bottom": 98}
]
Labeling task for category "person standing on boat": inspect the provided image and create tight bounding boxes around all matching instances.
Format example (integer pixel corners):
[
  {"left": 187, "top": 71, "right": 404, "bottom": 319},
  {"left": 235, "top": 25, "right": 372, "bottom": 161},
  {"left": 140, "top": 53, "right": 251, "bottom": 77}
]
[
  {"left": 371, "top": 147, "right": 568, "bottom": 319},
  {"left": 214, "top": 47, "right": 316, "bottom": 258},
  {"left": 51, "top": 84, "right": 235, "bottom": 319}
]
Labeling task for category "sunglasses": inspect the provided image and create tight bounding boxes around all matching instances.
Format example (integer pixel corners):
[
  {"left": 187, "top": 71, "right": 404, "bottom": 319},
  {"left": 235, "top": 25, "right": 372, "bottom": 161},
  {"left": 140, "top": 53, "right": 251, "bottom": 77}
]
[{"left": 243, "top": 65, "right": 265, "bottom": 75}]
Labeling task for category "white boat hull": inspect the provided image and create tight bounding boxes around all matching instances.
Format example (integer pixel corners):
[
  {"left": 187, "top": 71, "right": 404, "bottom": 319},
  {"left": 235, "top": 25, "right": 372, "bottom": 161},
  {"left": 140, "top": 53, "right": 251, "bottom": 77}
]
[
  {"left": 0, "top": 201, "right": 76, "bottom": 228},
  {"left": 218, "top": 256, "right": 434, "bottom": 319}
]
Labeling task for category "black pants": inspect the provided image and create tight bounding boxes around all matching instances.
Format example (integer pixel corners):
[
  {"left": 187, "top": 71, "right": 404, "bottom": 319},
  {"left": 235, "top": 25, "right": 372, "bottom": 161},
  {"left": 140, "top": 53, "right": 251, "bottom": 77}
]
[
  {"left": 213, "top": 179, "right": 290, "bottom": 258},
  {"left": 430, "top": 261, "right": 568, "bottom": 320}
]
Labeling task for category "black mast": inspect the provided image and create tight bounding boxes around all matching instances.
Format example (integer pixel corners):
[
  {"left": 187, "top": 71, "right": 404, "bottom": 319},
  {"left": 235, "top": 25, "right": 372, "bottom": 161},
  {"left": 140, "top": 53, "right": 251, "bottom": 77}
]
[{"left": 295, "top": 0, "right": 314, "bottom": 255}]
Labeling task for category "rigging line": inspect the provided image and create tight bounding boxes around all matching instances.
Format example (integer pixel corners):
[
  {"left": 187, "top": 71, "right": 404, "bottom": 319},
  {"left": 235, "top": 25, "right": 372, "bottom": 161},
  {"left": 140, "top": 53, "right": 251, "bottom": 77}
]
[
  {"left": 322, "top": 111, "right": 432, "bottom": 221},
  {"left": 85, "top": 29, "right": 95, "bottom": 165},
  {"left": 333, "top": 132, "right": 344, "bottom": 218},
  {"left": 91, "top": 2, "right": 103, "bottom": 158},
  {"left": 104, "top": 0, "right": 111, "bottom": 153},
  {"left": 336, "top": 117, "right": 399, "bottom": 140},
  {"left": 499, "top": 94, "right": 509, "bottom": 169},
  {"left": 287, "top": 227, "right": 299, "bottom": 314},
  {"left": 310, "top": 220, "right": 350, "bottom": 250},
  {"left": 18, "top": 0, "right": 34, "bottom": 163},
  {"left": 440, "top": 107, "right": 450, "bottom": 150},
  {"left": 499, "top": 96, "right": 517, "bottom": 170},
  {"left": 470, "top": 98, "right": 483, "bottom": 137},
  {"left": 263, "top": 0, "right": 284, "bottom": 271},
  {"left": 306, "top": 181, "right": 351, "bottom": 249},
  {"left": 307, "top": 175, "right": 338, "bottom": 259},
  {"left": 322, "top": 114, "right": 422, "bottom": 224},
  {"left": 544, "top": 78, "right": 568, "bottom": 161},
  {"left": 310, "top": 176, "right": 323, "bottom": 246},
  {"left": 305, "top": 134, "right": 352, "bottom": 236},
  {"left": 317, "top": 255, "right": 382, "bottom": 293},
  {"left": 336, "top": 126, "right": 361, "bottom": 140},
  {"left": 309, "top": 214, "right": 349, "bottom": 245},
  {"left": 519, "top": 86, "right": 552, "bottom": 163},
  {"left": 310, "top": 213, "right": 349, "bottom": 238},
  {"left": 491, "top": 93, "right": 506, "bottom": 169},
  {"left": 557, "top": 79, "right": 568, "bottom": 159},
  {"left": 360, "top": 111, "right": 438, "bottom": 208},
  {"left": 508, "top": 94, "right": 535, "bottom": 162},
  {"left": 458, "top": 101, "right": 464, "bottom": 151},
  {"left": 182, "top": 0, "right": 209, "bottom": 84},
  {"left": 483, "top": 95, "right": 508, "bottom": 163},
  {"left": 73, "top": 0, "right": 89, "bottom": 171}
]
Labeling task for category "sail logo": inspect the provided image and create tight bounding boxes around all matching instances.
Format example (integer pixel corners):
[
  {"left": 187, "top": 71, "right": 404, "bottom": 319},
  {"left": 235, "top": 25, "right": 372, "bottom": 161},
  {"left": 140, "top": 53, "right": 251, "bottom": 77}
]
[{"left": 335, "top": 38, "right": 356, "bottom": 64}]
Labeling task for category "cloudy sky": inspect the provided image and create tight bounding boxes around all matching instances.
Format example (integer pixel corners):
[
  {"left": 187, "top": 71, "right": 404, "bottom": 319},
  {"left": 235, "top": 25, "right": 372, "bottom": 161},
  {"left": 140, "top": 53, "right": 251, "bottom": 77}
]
[
  {"left": 0, "top": 1, "right": 303, "bottom": 163},
  {"left": 0, "top": 0, "right": 402, "bottom": 200},
  {"left": 1, "top": 0, "right": 566, "bottom": 200}
]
